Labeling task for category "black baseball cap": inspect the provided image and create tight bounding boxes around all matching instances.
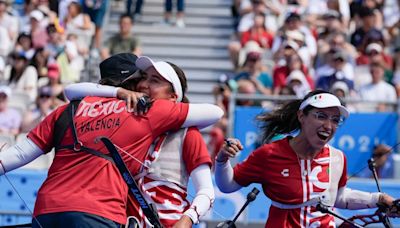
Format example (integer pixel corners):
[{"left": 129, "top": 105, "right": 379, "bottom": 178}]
[{"left": 99, "top": 53, "right": 138, "bottom": 83}]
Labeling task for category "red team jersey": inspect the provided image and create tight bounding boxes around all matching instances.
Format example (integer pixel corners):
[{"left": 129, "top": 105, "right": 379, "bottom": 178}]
[
  {"left": 127, "top": 127, "right": 212, "bottom": 227},
  {"left": 234, "top": 138, "right": 347, "bottom": 228},
  {"left": 27, "top": 97, "right": 189, "bottom": 224}
]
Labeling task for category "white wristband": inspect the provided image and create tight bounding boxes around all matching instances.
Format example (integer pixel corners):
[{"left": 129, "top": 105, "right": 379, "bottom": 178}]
[{"left": 183, "top": 207, "right": 199, "bottom": 224}]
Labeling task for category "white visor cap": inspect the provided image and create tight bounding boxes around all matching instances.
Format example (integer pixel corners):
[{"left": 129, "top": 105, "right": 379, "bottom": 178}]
[
  {"left": 136, "top": 56, "right": 183, "bottom": 102},
  {"left": 299, "top": 93, "right": 349, "bottom": 118}
]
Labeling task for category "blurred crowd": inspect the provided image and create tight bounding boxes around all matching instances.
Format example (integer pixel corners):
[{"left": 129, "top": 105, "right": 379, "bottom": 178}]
[{"left": 209, "top": 0, "right": 400, "bottom": 165}]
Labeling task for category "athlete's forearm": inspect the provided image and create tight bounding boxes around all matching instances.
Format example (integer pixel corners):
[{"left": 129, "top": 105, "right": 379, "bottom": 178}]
[
  {"left": 214, "top": 160, "right": 242, "bottom": 193},
  {"left": 184, "top": 164, "right": 214, "bottom": 224},
  {"left": 0, "top": 138, "right": 44, "bottom": 175},
  {"left": 184, "top": 104, "right": 224, "bottom": 129},
  {"left": 64, "top": 82, "right": 118, "bottom": 100},
  {"left": 334, "top": 187, "right": 381, "bottom": 209}
]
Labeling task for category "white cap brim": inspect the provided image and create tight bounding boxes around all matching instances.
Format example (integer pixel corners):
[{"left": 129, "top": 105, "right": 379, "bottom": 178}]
[
  {"left": 136, "top": 56, "right": 183, "bottom": 102},
  {"left": 299, "top": 93, "right": 349, "bottom": 118}
]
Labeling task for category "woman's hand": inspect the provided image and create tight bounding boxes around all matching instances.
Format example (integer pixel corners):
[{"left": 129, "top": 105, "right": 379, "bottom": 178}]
[
  {"left": 379, "top": 194, "right": 400, "bottom": 217},
  {"left": 216, "top": 138, "right": 243, "bottom": 163},
  {"left": 116, "top": 88, "right": 148, "bottom": 114},
  {"left": 172, "top": 215, "right": 192, "bottom": 228}
]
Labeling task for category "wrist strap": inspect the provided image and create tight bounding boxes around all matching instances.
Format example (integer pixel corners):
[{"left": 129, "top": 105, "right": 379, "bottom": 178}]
[{"left": 184, "top": 207, "right": 200, "bottom": 224}]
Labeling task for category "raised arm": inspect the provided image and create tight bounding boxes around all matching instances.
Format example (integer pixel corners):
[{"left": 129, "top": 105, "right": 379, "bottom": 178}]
[
  {"left": 0, "top": 138, "right": 44, "bottom": 175},
  {"left": 183, "top": 104, "right": 224, "bottom": 129},
  {"left": 64, "top": 82, "right": 118, "bottom": 101},
  {"left": 214, "top": 138, "right": 243, "bottom": 193}
]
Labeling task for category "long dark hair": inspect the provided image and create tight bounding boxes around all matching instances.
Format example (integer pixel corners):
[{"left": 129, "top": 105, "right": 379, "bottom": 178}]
[
  {"left": 257, "top": 90, "right": 329, "bottom": 143},
  {"left": 9, "top": 53, "right": 29, "bottom": 83}
]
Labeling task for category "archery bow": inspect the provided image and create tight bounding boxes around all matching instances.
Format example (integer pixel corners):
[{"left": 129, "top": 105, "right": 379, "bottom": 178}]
[{"left": 317, "top": 146, "right": 400, "bottom": 228}]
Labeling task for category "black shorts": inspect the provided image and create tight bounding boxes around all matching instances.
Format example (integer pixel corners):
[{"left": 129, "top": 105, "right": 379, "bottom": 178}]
[{"left": 32, "top": 211, "right": 121, "bottom": 228}]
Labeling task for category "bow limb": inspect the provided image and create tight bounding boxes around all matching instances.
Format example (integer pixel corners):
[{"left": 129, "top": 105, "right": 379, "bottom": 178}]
[{"left": 1, "top": 173, "right": 43, "bottom": 228}]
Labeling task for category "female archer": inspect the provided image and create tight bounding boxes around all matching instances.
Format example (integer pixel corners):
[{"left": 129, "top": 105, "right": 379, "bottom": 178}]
[{"left": 215, "top": 90, "right": 399, "bottom": 227}]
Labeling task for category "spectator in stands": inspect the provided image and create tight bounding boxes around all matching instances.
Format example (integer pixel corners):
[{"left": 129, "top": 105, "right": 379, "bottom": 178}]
[
  {"left": 358, "top": 62, "right": 397, "bottom": 112},
  {"left": 355, "top": 0, "right": 384, "bottom": 29},
  {"left": 356, "top": 144, "right": 394, "bottom": 179},
  {"left": 330, "top": 80, "right": 357, "bottom": 112},
  {"left": 126, "top": 0, "right": 144, "bottom": 22},
  {"left": 161, "top": 0, "right": 186, "bottom": 27},
  {"left": 306, "top": 0, "right": 351, "bottom": 29},
  {"left": 43, "top": 63, "right": 66, "bottom": 105},
  {"left": 273, "top": 53, "right": 314, "bottom": 95},
  {"left": 18, "top": 0, "right": 37, "bottom": 33},
  {"left": 316, "top": 32, "right": 358, "bottom": 68},
  {"left": 382, "top": 0, "right": 400, "bottom": 41},
  {"left": 235, "top": 50, "right": 273, "bottom": 95},
  {"left": 30, "top": 10, "right": 49, "bottom": 49},
  {"left": 30, "top": 47, "right": 49, "bottom": 79},
  {"left": 100, "top": 14, "right": 141, "bottom": 60},
  {"left": 356, "top": 43, "right": 393, "bottom": 82},
  {"left": 15, "top": 32, "right": 35, "bottom": 60},
  {"left": 392, "top": 47, "right": 400, "bottom": 96},
  {"left": 228, "top": 0, "right": 282, "bottom": 68},
  {"left": 3, "top": 52, "right": 38, "bottom": 102},
  {"left": 21, "top": 86, "right": 55, "bottom": 133},
  {"left": 316, "top": 51, "right": 355, "bottom": 93},
  {"left": 0, "top": 85, "right": 21, "bottom": 137},
  {"left": 82, "top": 0, "right": 109, "bottom": 49},
  {"left": 64, "top": 1, "right": 94, "bottom": 51},
  {"left": 237, "top": 0, "right": 282, "bottom": 34},
  {"left": 315, "top": 48, "right": 355, "bottom": 82},
  {"left": 317, "top": 10, "right": 347, "bottom": 40},
  {"left": 64, "top": 33, "right": 85, "bottom": 77},
  {"left": 45, "top": 24, "right": 65, "bottom": 61},
  {"left": 351, "top": 7, "right": 382, "bottom": 51},
  {"left": 240, "top": 12, "right": 274, "bottom": 49},
  {"left": 271, "top": 12, "right": 317, "bottom": 63},
  {"left": 0, "top": 0, "right": 18, "bottom": 44},
  {"left": 285, "top": 70, "right": 311, "bottom": 98},
  {"left": 0, "top": 25, "right": 11, "bottom": 59},
  {"left": 236, "top": 79, "right": 258, "bottom": 106}
]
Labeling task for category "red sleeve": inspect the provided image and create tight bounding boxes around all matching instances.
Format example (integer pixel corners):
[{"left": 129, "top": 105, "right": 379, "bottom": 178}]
[
  {"left": 272, "top": 66, "right": 288, "bottom": 88},
  {"left": 338, "top": 154, "right": 348, "bottom": 188},
  {"left": 147, "top": 99, "right": 189, "bottom": 137},
  {"left": 27, "top": 105, "right": 68, "bottom": 153},
  {"left": 182, "top": 127, "right": 212, "bottom": 174},
  {"left": 240, "top": 31, "right": 251, "bottom": 46},
  {"left": 233, "top": 146, "right": 267, "bottom": 186}
]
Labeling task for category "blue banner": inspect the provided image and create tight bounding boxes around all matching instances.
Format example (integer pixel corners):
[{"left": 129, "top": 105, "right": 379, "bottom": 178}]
[
  {"left": 233, "top": 107, "right": 398, "bottom": 175},
  {"left": 1, "top": 169, "right": 400, "bottom": 226}
]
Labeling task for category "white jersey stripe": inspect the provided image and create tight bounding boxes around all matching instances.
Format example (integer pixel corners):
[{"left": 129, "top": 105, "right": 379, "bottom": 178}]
[{"left": 300, "top": 159, "right": 307, "bottom": 228}]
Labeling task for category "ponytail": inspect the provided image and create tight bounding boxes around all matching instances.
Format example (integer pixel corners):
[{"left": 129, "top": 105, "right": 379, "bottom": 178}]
[
  {"left": 257, "top": 90, "right": 329, "bottom": 143},
  {"left": 257, "top": 100, "right": 302, "bottom": 143}
]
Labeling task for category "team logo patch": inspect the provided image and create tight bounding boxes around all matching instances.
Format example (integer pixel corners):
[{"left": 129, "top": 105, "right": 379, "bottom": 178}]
[{"left": 281, "top": 169, "right": 289, "bottom": 177}]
